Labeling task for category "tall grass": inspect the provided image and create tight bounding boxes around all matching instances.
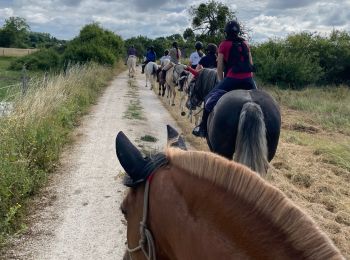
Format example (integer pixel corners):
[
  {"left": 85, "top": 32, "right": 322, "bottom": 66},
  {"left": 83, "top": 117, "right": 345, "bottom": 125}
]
[
  {"left": 265, "top": 85, "right": 350, "bottom": 134},
  {"left": 0, "top": 62, "right": 116, "bottom": 243}
]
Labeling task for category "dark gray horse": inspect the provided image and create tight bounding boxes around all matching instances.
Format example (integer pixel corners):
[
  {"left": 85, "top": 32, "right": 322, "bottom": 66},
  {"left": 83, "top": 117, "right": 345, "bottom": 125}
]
[{"left": 187, "top": 69, "right": 281, "bottom": 176}]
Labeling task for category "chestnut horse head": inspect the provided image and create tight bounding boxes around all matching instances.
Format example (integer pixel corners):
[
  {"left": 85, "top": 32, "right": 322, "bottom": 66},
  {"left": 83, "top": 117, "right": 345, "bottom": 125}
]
[{"left": 116, "top": 125, "right": 344, "bottom": 260}]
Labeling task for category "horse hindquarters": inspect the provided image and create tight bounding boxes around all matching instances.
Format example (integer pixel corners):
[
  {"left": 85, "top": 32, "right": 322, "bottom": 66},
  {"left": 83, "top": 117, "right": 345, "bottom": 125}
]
[{"left": 233, "top": 102, "right": 268, "bottom": 176}]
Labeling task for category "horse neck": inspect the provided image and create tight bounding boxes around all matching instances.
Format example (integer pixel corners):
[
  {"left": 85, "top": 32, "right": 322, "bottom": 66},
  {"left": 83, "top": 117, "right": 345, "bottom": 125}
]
[
  {"left": 196, "top": 70, "right": 217, "bottom": 101},
  {"left": 148, "top": 166, "right": 307, "bottom": 260}
]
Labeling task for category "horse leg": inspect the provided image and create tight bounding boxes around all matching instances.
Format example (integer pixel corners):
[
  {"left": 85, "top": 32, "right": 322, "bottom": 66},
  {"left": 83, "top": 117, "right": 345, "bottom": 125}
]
[
  {"left": 162, "top": 84, "right": 166, "bottom": 97},
  {"left": 171, "top": 86, "right": 176, "bottom": 106},
  {"left": 194, "top": 108, "right": 203, "bottom": 126},
  {"left": 180, "top": 93, "right": 186, "bottom": 116},
  {"left": 166, "top": 84, "right": 171, "bottom": 104},
  {"left": 189, "top": 109, "right": 193, "bottom": 123},
  {"left": 151, "top": 76, "right": 155, "bottom": 90}
]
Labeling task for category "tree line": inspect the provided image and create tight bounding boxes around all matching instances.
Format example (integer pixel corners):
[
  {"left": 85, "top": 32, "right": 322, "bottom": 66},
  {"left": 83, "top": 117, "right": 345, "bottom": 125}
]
[
  {"left": 0, "top": 17, "right": 65, "bottom": 48},
  {"left": 1, "top": 0, "right": 349, "bottom": 87}
]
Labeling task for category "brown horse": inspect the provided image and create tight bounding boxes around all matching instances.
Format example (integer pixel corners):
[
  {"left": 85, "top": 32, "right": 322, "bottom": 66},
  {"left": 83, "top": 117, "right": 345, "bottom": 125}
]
[{"left": 116, "top": 126, "right": 344, "bottom": 260}]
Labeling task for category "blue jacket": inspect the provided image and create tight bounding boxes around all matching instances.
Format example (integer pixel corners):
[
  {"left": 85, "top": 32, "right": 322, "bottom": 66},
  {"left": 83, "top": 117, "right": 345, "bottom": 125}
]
[{"left": 146, "top": 51, "right": 156, "bottom": 62}]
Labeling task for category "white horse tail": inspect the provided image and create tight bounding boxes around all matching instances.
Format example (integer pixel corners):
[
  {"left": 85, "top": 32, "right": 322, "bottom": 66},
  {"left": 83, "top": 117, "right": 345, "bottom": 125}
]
[
  {"left": 233, "top": 102, "right": 268, "bottom": 176},
  {"left": 152, "top": 63, "right": 158, "bottom": 76}
]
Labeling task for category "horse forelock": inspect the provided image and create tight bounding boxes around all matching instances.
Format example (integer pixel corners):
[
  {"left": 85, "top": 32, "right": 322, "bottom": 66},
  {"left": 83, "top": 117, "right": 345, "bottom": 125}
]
[{"left": 165, "top": 148, "right": 344, "bottom": 259}]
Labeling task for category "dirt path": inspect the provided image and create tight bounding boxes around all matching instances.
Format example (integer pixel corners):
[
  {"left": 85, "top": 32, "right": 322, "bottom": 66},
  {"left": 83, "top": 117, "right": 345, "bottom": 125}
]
[{"left": 2, "top": 70, "right": 182, "bottom": 260}]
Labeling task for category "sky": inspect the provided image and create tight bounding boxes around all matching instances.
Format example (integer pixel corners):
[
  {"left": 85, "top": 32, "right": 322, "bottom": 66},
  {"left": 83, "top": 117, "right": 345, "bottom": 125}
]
[{"left": 0, "top": 0, "right": 349, "bottom": 43}]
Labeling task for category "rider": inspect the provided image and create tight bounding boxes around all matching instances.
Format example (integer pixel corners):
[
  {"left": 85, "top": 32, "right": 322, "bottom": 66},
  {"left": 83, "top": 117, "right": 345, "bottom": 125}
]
[
  {"left": 161, "top": 41, "right": 182, "bottom": 80},
  {"left": 197, "top": 43, "right": 217, "bottom": 69},
  {"left": 160, "top": 49, "right": 171, "bottom": 69},
  {"left": 184, "top": 43, "right": 218, "bottom": 93},
  {"left": 125, "top": 45, "right": 137, "bottom": 65},
  {"left": 192, "top": 20, "right": 257, "bottom": 138},
  {"left": 142, "top": 46, "right": 156, "bottom": 74},
  {"left": 189, "top": 41, "right": 205, "bottom": 69}
]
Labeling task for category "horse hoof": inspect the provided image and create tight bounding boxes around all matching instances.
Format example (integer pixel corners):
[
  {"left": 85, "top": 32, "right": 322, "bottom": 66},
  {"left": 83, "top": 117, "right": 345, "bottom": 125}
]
[
  {"left": 172, "top": 103, "right": 175, "bottom": 106},
  {"left": 181, "top": 112, "right": 186, "bottom": 116}
]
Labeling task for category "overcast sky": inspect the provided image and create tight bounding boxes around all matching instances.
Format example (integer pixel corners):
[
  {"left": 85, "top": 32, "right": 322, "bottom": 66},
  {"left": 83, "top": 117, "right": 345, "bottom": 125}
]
[{"left": 0, "top": 0, "right": 349, "bottom": 43}]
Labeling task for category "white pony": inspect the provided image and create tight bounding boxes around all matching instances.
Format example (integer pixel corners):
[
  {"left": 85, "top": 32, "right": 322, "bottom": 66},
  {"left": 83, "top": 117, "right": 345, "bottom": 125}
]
[
  {"left": 144, "top": 61, "right": 158, "bottom": 89},
  {"left": 165, "top": 64, "right": 187, "bottom": 106},
  {"left": 127, "top": 55, "right": 137, "bottom": 78}
]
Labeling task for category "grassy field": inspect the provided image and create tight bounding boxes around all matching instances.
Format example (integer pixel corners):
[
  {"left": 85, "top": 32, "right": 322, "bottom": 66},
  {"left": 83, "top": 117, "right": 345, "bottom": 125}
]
[
  {"left": 155, "top": 84, "right": 350, "bottom": 258},
  {"left": 0, "top": 57, "right": 22, "bottom": 100},
  {"left": 0, "top": 48, "right": 38, "bottom": 57},
  {"left": 0, "top": 57, "right": 43, "bottom": 101},
  {"left": 0, "top": 61, "right": 123, "bottom": 244}
]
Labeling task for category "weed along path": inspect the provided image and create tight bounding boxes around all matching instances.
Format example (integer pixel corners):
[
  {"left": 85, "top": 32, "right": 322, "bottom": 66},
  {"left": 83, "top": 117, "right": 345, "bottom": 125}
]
[{"left": 2, "top": 70, "right": 182, "bottom": 259}]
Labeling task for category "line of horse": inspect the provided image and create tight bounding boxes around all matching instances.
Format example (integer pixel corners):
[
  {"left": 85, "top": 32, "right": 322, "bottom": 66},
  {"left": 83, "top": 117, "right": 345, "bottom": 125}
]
[{"left": 122, "top": 56, "right": 345, "bottom": 259}]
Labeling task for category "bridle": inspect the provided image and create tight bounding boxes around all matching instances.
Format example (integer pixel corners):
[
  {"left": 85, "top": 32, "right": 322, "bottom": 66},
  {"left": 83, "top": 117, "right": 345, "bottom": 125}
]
[{"left": 126, "top": 175, "right": 157, "bottom": 260}]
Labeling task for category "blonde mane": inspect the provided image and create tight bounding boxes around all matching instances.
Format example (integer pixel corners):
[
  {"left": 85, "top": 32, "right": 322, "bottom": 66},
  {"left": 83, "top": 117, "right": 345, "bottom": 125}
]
[{"left": 166, "top": 148, "right": 344, "bottom": 260}]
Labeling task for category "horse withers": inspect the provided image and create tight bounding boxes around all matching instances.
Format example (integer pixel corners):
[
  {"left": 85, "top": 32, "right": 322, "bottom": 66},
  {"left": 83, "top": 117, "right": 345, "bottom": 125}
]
[
  {"left": 187, "top": 69, "right": 281, "bottom": 176},
  {"left": 116, "top": 126, "right": 344, "bottom": 260}
]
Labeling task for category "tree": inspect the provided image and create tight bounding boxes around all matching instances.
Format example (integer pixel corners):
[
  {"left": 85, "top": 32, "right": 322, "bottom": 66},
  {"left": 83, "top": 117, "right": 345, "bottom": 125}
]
[
  {"left": 63, "top": 22, "right": 124, "bottom": 65},
  {"left": 0, "top": 17, "right": 30, "bottom": 48},
  {"left": 189, "top": 0, "right": 235, "bottom": 41},
  {"left": 183, "top": 28, "right": 195, "bottom": 41}
]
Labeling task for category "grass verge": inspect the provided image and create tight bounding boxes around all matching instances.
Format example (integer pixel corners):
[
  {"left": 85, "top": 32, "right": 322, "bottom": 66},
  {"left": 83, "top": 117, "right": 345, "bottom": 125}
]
[{"left": 0, "top": 61, "right": 123, "bottom": 244}]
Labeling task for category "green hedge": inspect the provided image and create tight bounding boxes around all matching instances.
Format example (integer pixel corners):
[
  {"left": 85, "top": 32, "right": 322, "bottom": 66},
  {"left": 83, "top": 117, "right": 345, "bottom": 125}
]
[
  {"left": 10, "top": 23, "right": 124, "bottom": 71},
  {"left": 252, "top": 31, "right": 350, "bottom": 88},
  {"left": 63, "top": 23, "right": 124, "bottom": 66},
  {"left": 9, "top": 48, "right": 61, "bottom": 71}
]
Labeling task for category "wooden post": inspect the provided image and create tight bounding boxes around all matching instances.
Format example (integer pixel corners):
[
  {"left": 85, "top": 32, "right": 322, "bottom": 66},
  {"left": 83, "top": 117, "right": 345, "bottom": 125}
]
[
  {"left": 21, "top": 65, "right": 28, "bottom": 95},
  {"left": 43, "top": 71, "right": 48, "bottom": 87}
]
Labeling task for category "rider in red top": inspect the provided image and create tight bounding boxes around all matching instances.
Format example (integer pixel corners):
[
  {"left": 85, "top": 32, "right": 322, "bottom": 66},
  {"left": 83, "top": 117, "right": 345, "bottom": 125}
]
[{"left": 192, "top": 20, "right": 257, "bottom": 137}]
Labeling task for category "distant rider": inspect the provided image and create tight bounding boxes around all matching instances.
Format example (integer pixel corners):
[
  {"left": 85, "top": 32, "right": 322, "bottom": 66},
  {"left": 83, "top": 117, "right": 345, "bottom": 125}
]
[
  {"left": 189, "top": 41, "right": 205, "bottom": 69},
  {"left": 142, "top": 46, "right": 156, "bottom": 74}
]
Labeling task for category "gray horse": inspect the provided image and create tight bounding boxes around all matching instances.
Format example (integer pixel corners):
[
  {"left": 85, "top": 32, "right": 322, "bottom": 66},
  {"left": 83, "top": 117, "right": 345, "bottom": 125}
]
[{"left": 187, "top": 69, "right": 281, "bottom": 176}]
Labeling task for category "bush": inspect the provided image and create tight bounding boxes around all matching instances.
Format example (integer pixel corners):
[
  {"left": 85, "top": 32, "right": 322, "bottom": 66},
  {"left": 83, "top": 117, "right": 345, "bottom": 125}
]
[
  {"left": 10, "top": 48, "right": 61, "bottom": 71},
  {"left": 252, "top": 31, "right": 350, "bottom": 87},
  {"left": 63, "top": 23, "right": 124, "bottom": 66}
]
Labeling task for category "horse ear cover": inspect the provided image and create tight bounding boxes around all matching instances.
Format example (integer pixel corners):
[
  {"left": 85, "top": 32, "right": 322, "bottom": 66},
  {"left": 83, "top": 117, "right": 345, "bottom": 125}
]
[{"left": 115, "top": 131, "right": 150, "bottom": 183}]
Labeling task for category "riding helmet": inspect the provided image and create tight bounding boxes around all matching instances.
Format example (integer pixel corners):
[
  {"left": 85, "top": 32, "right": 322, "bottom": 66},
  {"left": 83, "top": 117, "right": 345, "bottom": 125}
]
[
  {"left": 206, "top": 43, "right": 217, "bottom": 54},
  {"left": 172, "top": 41, "right": 178, "bottom": 48},
  {"left": 224, "top": 20, "right": 241, "bottom": 36},
  {"left": 195, "top": 41, "right": 203, "bottom": 50}
]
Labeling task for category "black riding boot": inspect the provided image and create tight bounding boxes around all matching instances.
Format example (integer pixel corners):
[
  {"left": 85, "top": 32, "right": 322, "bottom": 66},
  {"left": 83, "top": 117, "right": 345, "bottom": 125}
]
[{"left": 192, "top": 109, "right": 209, "bottom": 138}]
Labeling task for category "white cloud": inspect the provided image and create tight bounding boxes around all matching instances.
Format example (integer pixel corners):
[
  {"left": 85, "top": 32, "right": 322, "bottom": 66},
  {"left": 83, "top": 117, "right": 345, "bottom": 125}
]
[
  {"left": 0, "top": 7, "right": 14, "bottom": 17},
  {"left": 0, "top": 0, "right": 349, "bottom": 42}
]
